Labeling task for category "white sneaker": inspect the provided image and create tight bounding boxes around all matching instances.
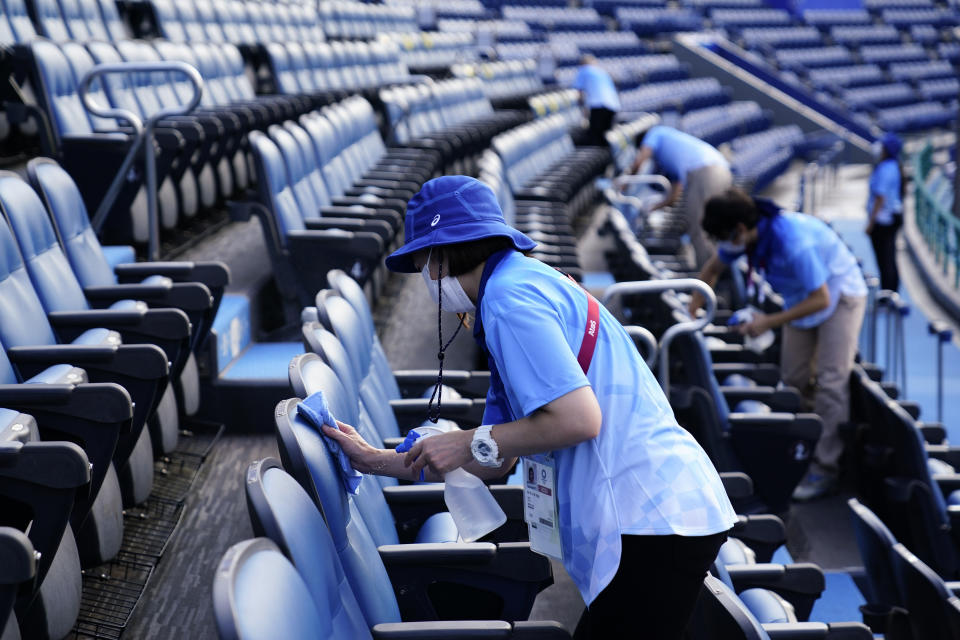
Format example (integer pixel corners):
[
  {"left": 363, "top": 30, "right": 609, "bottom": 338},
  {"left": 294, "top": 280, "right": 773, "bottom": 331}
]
[{"left": 792, "top": 471, "right": 837, "bottom": 502}]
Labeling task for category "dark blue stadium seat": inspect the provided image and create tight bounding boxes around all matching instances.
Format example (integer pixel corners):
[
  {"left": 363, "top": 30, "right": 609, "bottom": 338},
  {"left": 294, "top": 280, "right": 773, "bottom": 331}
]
[
  {"left": 891, "top": 543, "right": 960, "bottom": 640},
  {"left": 0, "top": 526, "right": 34, "bottom": 640}
]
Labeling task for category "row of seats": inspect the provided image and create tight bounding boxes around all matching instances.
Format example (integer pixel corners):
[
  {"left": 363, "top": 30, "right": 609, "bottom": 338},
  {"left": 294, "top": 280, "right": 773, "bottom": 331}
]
[
  {"left": 619, "top": 77, "right": 730, "bottom": 116},
  {"left": 679, "top": 101, "right": 771, "bottom": 148},
  {"left": 436, "top": 17, "right": 534, "bottom": 41},
  {"left": 10, "top": 0, "right": 126, "bottom": 43},
  {"left": 554, "top": 54, "right": 689, "bottom": 88},
  {"left": 546, "top": 30, "right": 647, "bottom": 58},
  {"left": 500, "top": 6, "right": 605, "bottom": 31},
  {"left": 450, "top": 59, "right": 543, "bottom": 103},
  {"left": 0, "top": 156, "right": 227, "bottom": 638},
  {"left": 264, "top": 39, "right": 411, "bottom": 97},
  {"left": 384, "top": 0, "right": 487, "bottom": 22},
  {"left": 144, "top": 0, "right": 325, "bottom": 45},
  {"left": 379, "top": 31, "right": 478, "bottom": 70},
  {"left": 528, "top": 88, "right": 580, "bottom": 128},
  {"left": 728, "top": 125, "right": 805, "bottom": 193},
  {"left": 614, "top": 7, "right": 705, "bottom": 36},
  {"left": 24, "top": 38, "right": 298, "bottom": 244}
]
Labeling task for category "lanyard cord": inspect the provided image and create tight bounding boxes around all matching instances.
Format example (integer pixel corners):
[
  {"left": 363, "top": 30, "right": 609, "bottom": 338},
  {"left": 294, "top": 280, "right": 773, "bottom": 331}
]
[{"left": 427, "top": 253, "right": 463, "bottom": 423}]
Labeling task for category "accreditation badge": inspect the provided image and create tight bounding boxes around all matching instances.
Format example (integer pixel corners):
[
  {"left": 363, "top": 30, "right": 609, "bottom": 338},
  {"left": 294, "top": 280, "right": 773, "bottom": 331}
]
[{"left": 522, "top": 454, "right": 563, "bottom": 560}]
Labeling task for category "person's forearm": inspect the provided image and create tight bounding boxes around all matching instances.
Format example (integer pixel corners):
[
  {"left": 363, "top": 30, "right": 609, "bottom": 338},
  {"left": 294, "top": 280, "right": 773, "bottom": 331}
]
[
  {"left": 765, "top": 285, "right": 829, "bottom": 328},
  {"left": 690, "top": 257, "right": 725, "bottom": 313}
]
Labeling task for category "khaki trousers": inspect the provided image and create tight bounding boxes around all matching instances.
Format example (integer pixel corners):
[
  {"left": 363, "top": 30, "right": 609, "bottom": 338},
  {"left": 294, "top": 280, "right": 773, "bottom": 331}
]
[
  {"left": 684, "top": 163, "right": 733, "bottom": 269},
  {"left": 780, "top": 294, "right": 867, "bottom": 473}
]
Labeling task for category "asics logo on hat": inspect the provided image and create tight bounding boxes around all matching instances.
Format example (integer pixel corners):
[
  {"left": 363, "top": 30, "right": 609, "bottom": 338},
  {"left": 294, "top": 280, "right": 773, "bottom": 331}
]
[{"left": 431, "top": 214, "right": 441, "bottom": 227}]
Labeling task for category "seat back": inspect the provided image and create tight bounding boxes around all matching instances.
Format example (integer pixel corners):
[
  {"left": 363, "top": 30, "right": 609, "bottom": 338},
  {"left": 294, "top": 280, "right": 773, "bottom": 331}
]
[
  {"left": 847, "top": 498, "right": 902, "bottom": 607},
  {"left": 4, "top": 0, "right": 38, "bottom": 42},
  {"left": 29, "top": 40, "right": 96, "bottom": 139},
  {"left": 34, "top": 0, "right": 71, "bottom": 41},
  {"left": 248, "top": 130, "right": 306, "bottom": 247},
  {"left": 268, "top": 124, "right": 321, "bottom": 222},
  {"left": 0, "top": 172, "right": 91, "bottom": 314},
  {"left": 282, "top": 122, "right": 334, "bottom": 210},
  {"left": 0, "top": 182, "right": 61, "bottom": 349},
  {"left": 891, "top": 543, "right": 960, "bottom": 640},
  {"left": 244, "top": 459, "right": 371, "bottom": 638},
  {"left": 26, "top": 159, "right": 120, "bottom": 288},
  {"left": 273, "top": 397, "right": 403, "bottom": 625},
  {"left": 687, "top": 575, "right": 771, "bottom": 640},
  {"left": 60, "top": 0, "right": 94, "bottom": 40},
  {"left": 96, "top": 0, "right": 127, "bottom": 40},
  {"left": 212, "top": 538, "right": 327, "bottom": 640}
]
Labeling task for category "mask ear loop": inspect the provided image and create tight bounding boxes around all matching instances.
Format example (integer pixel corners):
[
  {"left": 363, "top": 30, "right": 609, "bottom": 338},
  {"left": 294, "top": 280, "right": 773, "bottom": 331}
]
[{"left": 426, "top": 248, "right": 464, "bottom": 423}]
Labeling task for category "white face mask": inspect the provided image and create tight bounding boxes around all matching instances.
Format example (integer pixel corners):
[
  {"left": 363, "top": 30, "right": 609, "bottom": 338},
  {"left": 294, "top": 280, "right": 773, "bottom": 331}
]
[
  {"left": 716, "top": 240, "right": 746, "bottom": 256},
  {"left": 420, "top": 250, "right": 476, "bottom": 313}
]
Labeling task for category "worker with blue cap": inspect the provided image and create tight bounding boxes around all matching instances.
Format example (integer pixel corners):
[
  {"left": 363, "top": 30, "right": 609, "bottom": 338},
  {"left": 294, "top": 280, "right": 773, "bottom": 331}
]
[
  {"left": 867, "top": 132, "right": 904, "bottom": 292},
  {"left": 323, "top": 175, "right": 736, "bottom": 639}
]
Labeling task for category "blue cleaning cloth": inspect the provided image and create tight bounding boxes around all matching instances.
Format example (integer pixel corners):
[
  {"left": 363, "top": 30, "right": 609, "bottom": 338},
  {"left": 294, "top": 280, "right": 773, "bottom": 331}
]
[
  {"left": 297, "top": 392, "right": 362, "bottom": 495},
  {"left": 395, "top": 430, "right": 425, "bottom": 481}
]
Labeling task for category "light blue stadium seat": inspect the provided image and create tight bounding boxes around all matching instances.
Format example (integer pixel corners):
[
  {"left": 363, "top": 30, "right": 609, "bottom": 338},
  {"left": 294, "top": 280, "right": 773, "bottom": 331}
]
[{"left": 273, "top": 395, "right": 553, "bottom": 623}]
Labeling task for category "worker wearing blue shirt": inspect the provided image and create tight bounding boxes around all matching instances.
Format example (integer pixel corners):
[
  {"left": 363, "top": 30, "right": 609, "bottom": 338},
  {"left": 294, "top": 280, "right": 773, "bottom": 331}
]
[
  {"left": 691, "top": 189, "right": 867, "bottom": 501},
  {"left": 628, "top": 125, "right": 732, "bottom": 269},
  {"left": 867, "top": 132, "right": 904, "bottom": 292},
  {"left": 326, "top": 176, "right": 736, "bottom": 639},
  {"left": 571, "top": 55, "right": 620, "bottom": 146}
]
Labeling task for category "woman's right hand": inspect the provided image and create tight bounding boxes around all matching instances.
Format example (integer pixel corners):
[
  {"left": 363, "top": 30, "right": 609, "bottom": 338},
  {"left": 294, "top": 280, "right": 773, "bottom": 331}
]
[{"left": 321, "top": 421, "right": 383, "bottom": 474}]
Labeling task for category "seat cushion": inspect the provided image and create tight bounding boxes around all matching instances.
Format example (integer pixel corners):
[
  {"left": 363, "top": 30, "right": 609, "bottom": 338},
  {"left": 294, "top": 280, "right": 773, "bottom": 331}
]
[
  {"left": 733, "top": 399, "right": 772, "bottom": 414},
  {"left": 928, "top": 458, "right": 956, "bottom": 476},
  {"left": 414, "top": 512, "right": 459, "bottom": 544},
  {"left": 716, "top": 538, "right": 756, "bottom": 566},
  {"left": 71, "top": 328, "right": 121, "bottom": 346}
]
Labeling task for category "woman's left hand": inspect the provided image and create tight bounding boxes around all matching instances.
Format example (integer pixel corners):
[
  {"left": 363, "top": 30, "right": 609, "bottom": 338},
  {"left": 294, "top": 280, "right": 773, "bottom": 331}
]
[
  {"left": 404, "top": 428, "right": 475, "bottom": 477},
  {"left": 738, "top": 311, "right": 771, "bottom": 338}
]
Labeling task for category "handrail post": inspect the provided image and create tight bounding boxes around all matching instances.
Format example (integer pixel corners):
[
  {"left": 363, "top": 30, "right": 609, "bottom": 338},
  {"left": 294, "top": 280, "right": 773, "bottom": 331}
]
[
  {"left": 78, "top": 61, "right": 204, "bottom": 260},
  {"left": 601, "top": 278, "right": 716, "bottom": 397}
]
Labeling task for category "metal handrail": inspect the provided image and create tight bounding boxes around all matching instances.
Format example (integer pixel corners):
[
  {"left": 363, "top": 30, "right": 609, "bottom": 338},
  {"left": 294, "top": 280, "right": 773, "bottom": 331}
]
[
  {"left": 601, "top": 278, "right": 716, "bottom": 397},
  {"left": 78, "top": 61, "right": 203, "bottom": 261},
  {"left": 914, "top": 142, "right": 960, "bottom": 289},
  {"left": 624, "top": 325, "right": 658, "bottom": 369}
]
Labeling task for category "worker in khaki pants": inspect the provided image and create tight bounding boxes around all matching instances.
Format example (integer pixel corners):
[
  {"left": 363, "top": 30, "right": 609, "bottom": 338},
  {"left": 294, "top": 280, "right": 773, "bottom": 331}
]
[
  {"left": 690, "top": 189, "right": 867, "bottom": 501},
  {"left": 627, "top": 125, "right": 732, "bottom": 268}
]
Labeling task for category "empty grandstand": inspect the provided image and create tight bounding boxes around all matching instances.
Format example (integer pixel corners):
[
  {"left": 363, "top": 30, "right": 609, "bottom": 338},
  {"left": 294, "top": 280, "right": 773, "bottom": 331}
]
[{"left": 0, "top": 0, "right": 958, "bottom": 637}]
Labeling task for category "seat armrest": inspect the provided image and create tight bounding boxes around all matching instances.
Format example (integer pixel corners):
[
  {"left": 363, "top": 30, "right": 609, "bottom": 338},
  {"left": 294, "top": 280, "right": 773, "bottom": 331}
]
[
  {"left": 0, "top": 382, "right": 131, "bottom": 424},
  {"left": 7, "top": 344, "right": 169, "bottom": 380},
  {"left": 727, "top": 563, "right": 825, "bottom": 620},
  {"left": 919, "top": 422, "right": 947, "bottom": 445},
  {"left": 713, "top": 363, "right": 781, "bottom": 386},
  {"left": 390, "top": 398, "right": 482, "bottom": 430},
  {"left": 84, "top": 282, "right": 213, "bottom": 312},
  {"left": 380, "top": 542, "right": 497, "bottom": 565},
  {"left": 48, "top": 308, "right": 190, "bottom": 338},
  {"left": 114, "top": 260, "right": 230, "bottom": 290},
  {"left": 371, "top": 621, "right": 513, "bottom": 639},
  {"left": 928, "top": 446, "right": 960, "bottom": 470},
  {"left": 730, "top": 514, "right": 787, "bottom": 561},
  {"left": 721, "top": 387, "right": 804, "bottom": 413},
  {"left": 393, "top": 370, "right": 488, "bottom": 398},
  {"left": 720, "top": 472, "right": 754, "bottom": 499},
  {"left": 319, "top": 206, "right": 402, "bottom": 229},
  {"left": 287, "top": 228, "right": 384, "bottom": 260},
  {"left": 383, "top": 484, "right": 524, "bottom": 522},
  {"left": 764, "top": 622, "right": 872, "bottom": 639},
  {"left": 304, "top": 216, "right": 392, "bottom": 241}
]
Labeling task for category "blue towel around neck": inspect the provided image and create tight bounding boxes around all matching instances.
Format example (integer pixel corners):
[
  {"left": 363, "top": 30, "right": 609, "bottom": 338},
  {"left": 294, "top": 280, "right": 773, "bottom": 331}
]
[{"left": 297, "top": 391, "right": 362, "bottom": 494}]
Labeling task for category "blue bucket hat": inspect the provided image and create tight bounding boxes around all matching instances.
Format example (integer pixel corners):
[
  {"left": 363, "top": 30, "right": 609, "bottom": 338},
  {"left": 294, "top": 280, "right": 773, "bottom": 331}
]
[
  {"left": 880, "top": 132, "right": 903, "bottom": 157},
  {"left": 385, "top": 176, "right": 537, "bottom": 273}
]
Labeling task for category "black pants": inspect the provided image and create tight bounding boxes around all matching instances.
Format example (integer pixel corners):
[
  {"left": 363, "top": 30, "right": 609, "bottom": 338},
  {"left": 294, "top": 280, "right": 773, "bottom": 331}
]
[
  {"left": 869, "top": 216, "right": 901, "bottom": 292},
  {"left": 588, "top": 107, "right": 616, "bottom": 146},
  {"left": 573, "top": 531, "right": 729, "bottom": 640}
]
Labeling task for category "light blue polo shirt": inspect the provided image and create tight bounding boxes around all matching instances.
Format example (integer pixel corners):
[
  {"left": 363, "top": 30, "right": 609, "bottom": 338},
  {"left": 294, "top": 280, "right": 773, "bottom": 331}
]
[
  {"left": 643, "top": 125, "right": 728, "bottom": 185},
  {"left": 719, "top": 212, "right": 867, "bottom": 329},
  {"left": 571, "top": 64, "right": 621, "bottom": 112},
  {"left": 477, "top": 251, "right": 736, "bottom": 605},
  {"left": 867, "top": 159, "right": 902, "bottom": 226}
]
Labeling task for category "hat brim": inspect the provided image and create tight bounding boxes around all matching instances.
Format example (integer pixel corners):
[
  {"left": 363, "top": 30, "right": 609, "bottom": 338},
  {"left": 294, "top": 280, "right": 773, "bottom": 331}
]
[{"left": 385, "top": 220, "right": 538, "bottom": 273}]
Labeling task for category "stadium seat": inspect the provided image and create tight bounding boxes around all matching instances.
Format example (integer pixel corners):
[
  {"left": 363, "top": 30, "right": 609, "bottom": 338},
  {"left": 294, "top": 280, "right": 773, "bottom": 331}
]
[
  {"left": 272, "top": 395, "right": 552, "bottom": 623},
  {"left": 890, "top": 543, "right": 960, "bottom": 640},
  {"left": 0, "top": 416, "right": 91, "bottom": 639},
  {"left": 0, "top": 526, "right": 34, "bottom": 640},
  {"left": 0, "top": 186, "right": 168, "bottom": 505}
]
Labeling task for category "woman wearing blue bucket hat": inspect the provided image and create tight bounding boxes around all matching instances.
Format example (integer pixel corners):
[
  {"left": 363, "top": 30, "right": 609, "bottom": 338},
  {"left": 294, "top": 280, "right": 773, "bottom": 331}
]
[
  {"left": 867, "top": 132, "right": 904, "bottom": 292},
  {"left": 323, "top": 175, "right": 736, "bottom": 639}
]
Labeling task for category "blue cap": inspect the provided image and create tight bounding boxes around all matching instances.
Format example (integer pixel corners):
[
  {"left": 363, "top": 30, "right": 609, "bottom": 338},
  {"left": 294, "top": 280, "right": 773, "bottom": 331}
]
[
  {"left": 880, "top": 132, "right": 903, "bottom": 157},
  {"left": 385, "top": 176, "right": 537, "bottom": 273}
]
